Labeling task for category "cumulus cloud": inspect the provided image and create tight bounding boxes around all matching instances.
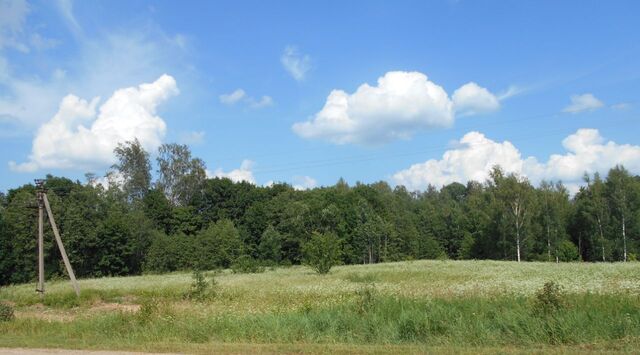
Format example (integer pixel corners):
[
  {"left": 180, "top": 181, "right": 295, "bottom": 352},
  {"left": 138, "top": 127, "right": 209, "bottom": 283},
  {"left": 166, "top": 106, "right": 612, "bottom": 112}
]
[
  {"left": 563, "top": 93, "right": 604, "bottom": 114},
  {"left": 219, "top": 89, "right": 273, "bottom": 108},
  {"left": 392, "top": 128, "right": 640, "bottom": 192},
  {"left": 209, "top": 159, "right": 256, "bottom": 184},
  {"left": 281, "top": 46, "right": 311, "bottom": 81},
  {"left": 392, "top": 132, "right": 527, "bottom": 189},
  {"left": 248, "top": 95, "right": 273, "bottom": 108},
  {"left": 453, "top": 82, "right": 500, "bottom": 116},
  {"left": 219, "top": 89, "right": 246, "bottom": 104},
  {"left": 1, "top": 26, "right": 190, "bottom": 128},
  {"left": 9, "top": 75, "right": 178, "bottom": 172},
  {"left": 292, "top": 175, "right": 317, "bottom": 190},
  {"left": 292, "top": 71, "right": 500, "bottom": 145}
]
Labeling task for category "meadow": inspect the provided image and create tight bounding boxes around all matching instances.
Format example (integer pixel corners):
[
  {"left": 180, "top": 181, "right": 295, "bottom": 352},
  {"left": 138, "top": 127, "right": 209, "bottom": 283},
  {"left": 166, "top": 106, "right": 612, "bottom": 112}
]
[{"left": 1, "top": 260, "right": 639, "bottom": 354}]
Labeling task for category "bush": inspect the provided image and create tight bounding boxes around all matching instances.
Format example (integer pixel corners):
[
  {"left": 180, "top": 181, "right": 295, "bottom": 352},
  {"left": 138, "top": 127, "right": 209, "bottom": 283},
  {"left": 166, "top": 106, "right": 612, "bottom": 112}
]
[
  {"left": 231, "top": 255, "right": 265, "bottom": 274},
  {"left": 184, "top": 269, "right": 217, "bottom": 301},
  {"left": 0, "top": 302, "right": 14, "bottom": 322},
  {"left": 557, "top": 240, "right": 580, "bottom": 262},
  {"left": 194, "top": 219, "right": 243, "bottom": 270},
  {"left": 302, "top": 232, "right": 342, "bottom": 275},
  {"left": 533, "top": 281, "right": 565, "bottom": 315}
]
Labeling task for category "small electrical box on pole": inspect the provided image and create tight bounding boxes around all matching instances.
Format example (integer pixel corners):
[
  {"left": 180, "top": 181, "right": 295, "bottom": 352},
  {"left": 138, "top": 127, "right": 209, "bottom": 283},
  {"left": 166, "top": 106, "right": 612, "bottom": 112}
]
[{"left": 35, "top": 179, "right": 80, "bottom": 298}]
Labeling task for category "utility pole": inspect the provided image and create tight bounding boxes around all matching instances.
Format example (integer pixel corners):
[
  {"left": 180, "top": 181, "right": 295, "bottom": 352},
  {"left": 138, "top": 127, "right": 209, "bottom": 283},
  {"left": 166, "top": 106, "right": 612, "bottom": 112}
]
[
  {"left": 36, "top": 179, "right": 44, "bottom": 300},
  {"left": 35, "top": 179, "right": 80, "bottom": 298}
]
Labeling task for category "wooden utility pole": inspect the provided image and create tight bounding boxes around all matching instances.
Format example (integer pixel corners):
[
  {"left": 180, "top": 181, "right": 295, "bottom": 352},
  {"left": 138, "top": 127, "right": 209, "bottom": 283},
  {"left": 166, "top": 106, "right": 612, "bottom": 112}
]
[
  {"left": 36, "top": 180, "right": 44, "bottom": 299},
  {"left": 35, "top": 179, "right": 80, "bottom": 298}
]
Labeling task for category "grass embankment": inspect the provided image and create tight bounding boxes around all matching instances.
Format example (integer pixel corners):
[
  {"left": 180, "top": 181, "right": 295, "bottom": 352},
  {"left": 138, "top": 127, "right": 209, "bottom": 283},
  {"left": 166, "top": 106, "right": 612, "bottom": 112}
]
[{"left": 1, "top": 260, "right": 639, "bottom": 353}]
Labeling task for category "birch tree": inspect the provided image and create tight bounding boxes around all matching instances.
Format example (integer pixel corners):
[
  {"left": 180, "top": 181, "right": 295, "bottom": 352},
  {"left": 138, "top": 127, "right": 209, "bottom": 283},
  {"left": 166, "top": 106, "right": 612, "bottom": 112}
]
[
  {"left": 606, "top": 166, "right": 634, "bottom": 261},
  {"left": 491, "top": 167, "right": 535, "bottom": 262}
]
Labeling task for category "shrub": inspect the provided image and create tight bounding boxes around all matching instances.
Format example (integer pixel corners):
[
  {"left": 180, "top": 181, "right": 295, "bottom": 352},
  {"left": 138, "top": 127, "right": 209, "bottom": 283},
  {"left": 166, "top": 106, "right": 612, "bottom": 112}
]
[
  {"left": 302, "top": 232, "right": 342, "bottom": 275},
  {"left": 557, "top": 240, "right": 580, "bottom": 262},
  {"left": 0, "top": 302, "right": 14, "bottom": 322},
  {"left": 194, "top": 219, "right": 243, "bottom": 269},
  {"left": 533, "top": 281, "right": 565, "bottom": 315},
  {"left": 144, "top": 232, "right": 192, "bottom": 273},
  {"left": 231, "top": 255, "right": 265, "bottom": 274},
  {"left": 184, "top": 269, "right": 217, "bottom": 301}
]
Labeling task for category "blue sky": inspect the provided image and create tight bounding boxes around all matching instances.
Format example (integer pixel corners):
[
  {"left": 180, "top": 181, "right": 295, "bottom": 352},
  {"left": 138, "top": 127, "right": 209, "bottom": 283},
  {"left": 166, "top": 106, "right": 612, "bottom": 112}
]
[{"left": 1, "top": 0, "right": 639, "bottom": 192}]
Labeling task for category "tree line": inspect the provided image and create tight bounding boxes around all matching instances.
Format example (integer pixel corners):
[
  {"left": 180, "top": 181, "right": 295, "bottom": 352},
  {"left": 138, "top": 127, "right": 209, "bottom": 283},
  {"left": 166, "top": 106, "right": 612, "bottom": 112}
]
[{"left": 1, "top": 140, "right": 638, "bottom": 284}]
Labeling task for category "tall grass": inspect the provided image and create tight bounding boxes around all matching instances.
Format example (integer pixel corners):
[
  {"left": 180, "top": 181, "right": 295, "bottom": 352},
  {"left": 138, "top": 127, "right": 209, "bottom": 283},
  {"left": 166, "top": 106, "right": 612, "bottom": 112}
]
[
  {"left": 1, "top": 292, "right": 638, "bottom": 347},
  {"left": 0, "top": 260, "right": 639, "bottom": 352}
]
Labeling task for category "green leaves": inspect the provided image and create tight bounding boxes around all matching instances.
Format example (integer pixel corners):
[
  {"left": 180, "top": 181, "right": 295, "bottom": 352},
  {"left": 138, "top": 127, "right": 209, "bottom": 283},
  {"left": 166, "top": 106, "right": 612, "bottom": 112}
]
[{"left": 303, "top": 232, "right": 342, "bottom": 275}]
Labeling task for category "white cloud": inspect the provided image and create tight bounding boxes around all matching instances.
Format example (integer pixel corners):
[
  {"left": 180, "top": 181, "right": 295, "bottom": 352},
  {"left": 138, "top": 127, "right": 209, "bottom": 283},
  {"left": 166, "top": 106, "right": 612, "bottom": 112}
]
[
  {"left": 1, "top": 27, "right": 190, "bottom": 128},
  {"left": 611, "top": 102, "right": 631, "bottom": 111},
  {"left": 392, "top": 131, "right": 526, "bottom": 189},
  {"left": 0, "top": 0, "right": 30, "bottom": 51},
  {"left": 281, "top": 46, "right": 311, "bottom": 81},
  {"left": 248, "top": 95, "right": 273, "bottom": 108},
  {"left": 179, "top": 130, "right": 205, "bottom": 145},
  {"left": 292, "top": 71, "right": 500, "bottom": 145},
  {"left": 55, "top": 0, "right": 83, "bottom": 39},
  {"left": 209, "top": 159, "right": 256, "bottom": 184},
  {"left": 219, "top": 89, "right": 246, "bottom": 104},
  {"left": 563, "top": 93, "right": 604, "bottom": 114},
  {"left": 219, "top": 89, "right": 273, "bottom": 108},
  {"left": 392, "top": 128, "right": 640, "bottom": 191},
  {"left": 9, "top": 75, "right": 178, "bottom": 172},
  {"left": 453, "top": 82, "right": 500, "bottom": 116},
  {"left": 292, "top": 175, "right": 317, "bottom": 190},
  {"left": 497, "top": 85, "right": 526, "bottom": 100}
]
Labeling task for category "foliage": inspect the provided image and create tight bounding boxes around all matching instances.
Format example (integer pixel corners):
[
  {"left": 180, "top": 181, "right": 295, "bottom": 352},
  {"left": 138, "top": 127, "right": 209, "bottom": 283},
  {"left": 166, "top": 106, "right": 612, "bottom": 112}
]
[
  {"left": 184, "top": 269, "right": 217, "bottom": 301},
  {"left": 302, "top": 232, "right": 342, "bottom": 274},
  {"left": 231, "top": 255, "right": 265, "bottom": 274},
  {"left": 0, "top": 302, "right": 14, "bottom": 322},
  {"left": 112, "top": 139, "right": 152, "bottom": 202},
  {"left": 1, "top": 138, "right": 640, "bottom": 286},
  {"left": 156, "top": 143, "right": 207, "bottom": 206},
  {"left": 556, "top": 240, "right": 580, "bottom": 261},
  {"left": 194, "top": 219, "right": 243, "bottom": 270},
  {"left": 533, "top": 281, "right": 566, "bottom": 315}
]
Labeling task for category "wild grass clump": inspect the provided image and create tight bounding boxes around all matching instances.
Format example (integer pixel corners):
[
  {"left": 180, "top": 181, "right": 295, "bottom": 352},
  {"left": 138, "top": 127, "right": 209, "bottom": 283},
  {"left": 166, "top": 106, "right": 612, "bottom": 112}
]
[
  {"left": 354, "top": 284, "right": 377, "bottom": 315},
  {"left": 0, "top": 302, "right": 14, "bottom": 322},
  {"left": 343, "top": 272, "right": 380, "bottom": 283}
]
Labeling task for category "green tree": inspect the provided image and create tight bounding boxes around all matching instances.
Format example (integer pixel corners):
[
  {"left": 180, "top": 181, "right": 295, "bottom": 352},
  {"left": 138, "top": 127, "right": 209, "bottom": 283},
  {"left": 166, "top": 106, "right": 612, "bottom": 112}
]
[
  {"left": 156, "top": 143, "right": 207, "bottom": 206},
  {"left": 142, "top": 188, "right": 173, "bottom": 234},
  {"left": 112, "top": 139, "right": 152, "bottom": 202},
  {"left": 490, "top": 167, "right": 536, "bottom": 262},
  {"left": 606, "top": 165, "right": 636, "bottom": 261},
  {"left": 537, "top": 181, "right": 571, "bottom": 262},
  {"left": 195, "top": 219, "right": 243, "bottom": 269},
  {"left": 302, "top": 231, "right": 342, "bottom": 274},
  {"left": 258, "top": 225, "right": 283, "bottom": 263}
]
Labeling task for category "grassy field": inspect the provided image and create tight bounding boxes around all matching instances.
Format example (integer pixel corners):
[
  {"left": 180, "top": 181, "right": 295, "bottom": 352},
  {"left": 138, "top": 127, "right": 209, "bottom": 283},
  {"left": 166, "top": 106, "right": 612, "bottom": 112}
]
[{"left": 1, "top": 260, "right": 639, "bottom": 353}]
